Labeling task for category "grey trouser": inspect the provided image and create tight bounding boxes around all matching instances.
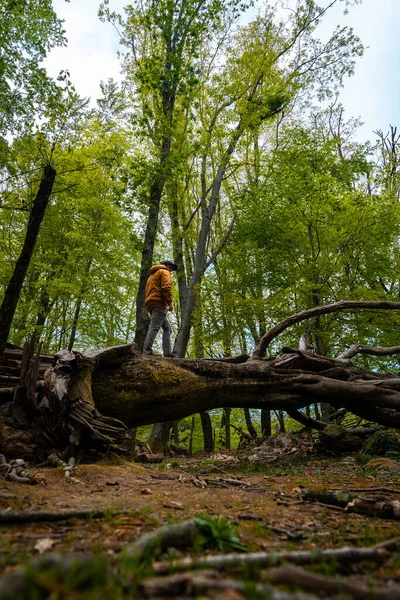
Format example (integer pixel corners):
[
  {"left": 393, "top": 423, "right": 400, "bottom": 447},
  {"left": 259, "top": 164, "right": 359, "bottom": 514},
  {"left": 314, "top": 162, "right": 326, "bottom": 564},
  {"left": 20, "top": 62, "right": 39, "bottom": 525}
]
[{"left": 143, "top": 304, "right": 172, "bottom": 356}]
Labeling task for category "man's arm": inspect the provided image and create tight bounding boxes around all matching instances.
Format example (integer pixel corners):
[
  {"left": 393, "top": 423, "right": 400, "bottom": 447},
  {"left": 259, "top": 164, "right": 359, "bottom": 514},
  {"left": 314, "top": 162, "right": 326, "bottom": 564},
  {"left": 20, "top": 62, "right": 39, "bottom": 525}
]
[{"left": 160, "top": 269, "right": 173, "bottom": 309}]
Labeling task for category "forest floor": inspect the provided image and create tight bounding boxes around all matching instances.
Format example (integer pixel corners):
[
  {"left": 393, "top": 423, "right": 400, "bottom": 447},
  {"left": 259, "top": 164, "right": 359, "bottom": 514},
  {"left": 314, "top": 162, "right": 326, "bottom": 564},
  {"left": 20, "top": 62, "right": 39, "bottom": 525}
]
[{"left": 0, "top": 451, "right": 400, "bottom": 598}]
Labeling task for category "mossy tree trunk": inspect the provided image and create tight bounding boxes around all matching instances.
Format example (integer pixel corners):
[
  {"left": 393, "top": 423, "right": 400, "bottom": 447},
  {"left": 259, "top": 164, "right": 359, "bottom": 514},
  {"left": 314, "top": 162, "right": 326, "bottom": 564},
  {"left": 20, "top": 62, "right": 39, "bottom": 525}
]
[{"left": 4, "top": 301, "right": 400, "bottom": 461}]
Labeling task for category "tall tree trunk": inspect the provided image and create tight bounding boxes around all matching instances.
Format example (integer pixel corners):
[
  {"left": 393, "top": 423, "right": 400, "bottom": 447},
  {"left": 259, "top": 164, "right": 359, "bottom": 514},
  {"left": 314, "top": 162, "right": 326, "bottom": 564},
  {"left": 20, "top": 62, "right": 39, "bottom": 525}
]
[
  {"left": 188, "top": 416, "right": 195, "bottom": 455},
  {"left": 0, "top": 165, "right": 56, "bottom": 357},
  {"left": 200, "top": 411, "right": 213, "bottom": 451},
  {"left": 244, "top": 408, "right": 257, "bottom": 439},
  {"left": 224, "top": 407, "right": 231, "bottom": 450},
  {"left": 320, "top": 403, "right": 332, "bottom": 423},
  {"left": 147, "top": 420, "right": 172, "bottom": 453},
  {"left": 134, "top": 165, "right": 169, "bottom": 351},
  {"left": 261, "top": 409, "right": 272, "bottom": 437},
  {"left": 173, "top": 123, "right": 244, "bottom": 357},
  {"left": 191, "top": 291, "right": 213, "bottom": 451},
  {"left": 276, "top": 410, "right": 286, "bottom": 433},
  {"left": 68, "top": 258, "right": 93, "bottom": 352},
  {"left": 172, "top": 420, "right": 179, "bottom": 445}
]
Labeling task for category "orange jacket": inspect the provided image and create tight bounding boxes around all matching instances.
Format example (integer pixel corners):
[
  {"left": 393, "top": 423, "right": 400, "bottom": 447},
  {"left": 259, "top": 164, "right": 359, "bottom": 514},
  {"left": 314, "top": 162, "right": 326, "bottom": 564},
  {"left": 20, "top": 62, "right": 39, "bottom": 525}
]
[{"left": 145, "top": 265, "right": 173, "bottom": 310}]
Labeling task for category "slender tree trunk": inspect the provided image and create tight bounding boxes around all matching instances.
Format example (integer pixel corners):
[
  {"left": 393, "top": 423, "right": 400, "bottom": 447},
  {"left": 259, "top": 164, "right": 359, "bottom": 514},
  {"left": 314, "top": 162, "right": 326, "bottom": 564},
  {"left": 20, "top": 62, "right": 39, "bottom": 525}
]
[
  {"left": 261, "top": 409, "right": 272, "bottom": 437},
  {"left": 134, "top": 169, "right": 168, "bottom": 351},
  {"left": 168, "top": 194, "right": 188, "bottom": 311},
  {"left": 172, "top": 420, "right": 179, "bottom": 445},
  {"left": 200, "top": 411, "right": 213, "bottom": 451},
  {"left": 224, "top": 407, "right": 231, "bottom": 450},
  {"left": 191, "top": 291, "right": 214, "bottom": 451},
  {"left": 136, "top": 145, "right": 172, "bottom": 451},
  {"left": 188, "top": 416, "right": 195, "bottom": 455},
  {"left": 276, "top": 410, "right": 286, "bottom": 433},
  {"left": 147, "top": 420, "right": 172, "bottom": 453},
  {"left": 244, "top": 408, "right": 257, "bottom": 439},
  {"left": 35, "top": 288, "right": 52, "bottom": 339},
  {"left": 320, "top": 403, "right": 332, "bottom": 423},
  {"left": 173, "top": 125, "right": 243, "bottom": 357},
  {"left": 0, "top": 165, "right": 56, "bottom": 357},
  {"left": 68, "top": 258, "right": 93, "bottom": 352}
]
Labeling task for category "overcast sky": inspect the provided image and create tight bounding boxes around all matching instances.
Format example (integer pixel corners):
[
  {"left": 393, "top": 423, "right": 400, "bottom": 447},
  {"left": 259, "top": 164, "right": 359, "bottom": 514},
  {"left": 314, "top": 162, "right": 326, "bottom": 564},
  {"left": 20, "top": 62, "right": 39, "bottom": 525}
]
[{"left": 44, "top": 0, "right": 400, "bottom": 143}]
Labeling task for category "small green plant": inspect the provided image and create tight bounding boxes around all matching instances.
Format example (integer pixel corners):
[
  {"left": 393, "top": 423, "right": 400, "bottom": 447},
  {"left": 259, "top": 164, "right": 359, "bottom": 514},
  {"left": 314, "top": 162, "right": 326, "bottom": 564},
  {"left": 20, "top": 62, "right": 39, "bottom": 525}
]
[
  {"left": 359, "top": 522, "right": 379, "bottom": 546},
  {"left": 194, "top": 515, "right": 247, "bottom": 552},
  {"left": 120, "top": 539, "right": 157, "bottom": 580},
  {"left": 355, "top": 453, "right": 373, "bottom": 465},
  {"left": 158, "top": 459, "right": 180, "bottom": 471}
]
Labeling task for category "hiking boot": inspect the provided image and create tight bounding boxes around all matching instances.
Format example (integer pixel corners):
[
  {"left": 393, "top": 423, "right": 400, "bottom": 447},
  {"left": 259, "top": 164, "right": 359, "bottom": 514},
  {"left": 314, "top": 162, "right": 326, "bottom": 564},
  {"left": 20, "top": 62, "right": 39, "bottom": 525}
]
[{"left": 144, "top": 351, "right": 161, "bottom": 356}]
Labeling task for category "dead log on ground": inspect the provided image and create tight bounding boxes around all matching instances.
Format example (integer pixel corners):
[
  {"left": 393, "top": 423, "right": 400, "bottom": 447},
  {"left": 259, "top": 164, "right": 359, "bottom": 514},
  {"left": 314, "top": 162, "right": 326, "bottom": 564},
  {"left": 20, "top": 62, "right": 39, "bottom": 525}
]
[
  {"left": 152, "top": 539, "right": 397, "bottom": 575},
  {"left": 3, "top": 302, "right": 400, "bottom": 460},
  {"left": 0, "top": 508, "right": 128, "bottom": 523}
]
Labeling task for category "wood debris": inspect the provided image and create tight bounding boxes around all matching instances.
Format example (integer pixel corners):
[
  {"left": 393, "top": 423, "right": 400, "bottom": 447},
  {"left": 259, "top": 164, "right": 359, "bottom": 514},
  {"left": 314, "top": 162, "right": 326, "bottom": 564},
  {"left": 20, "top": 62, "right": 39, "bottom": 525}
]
[{"left": 191, "top": 475, "right": 207, "bottom": 488}]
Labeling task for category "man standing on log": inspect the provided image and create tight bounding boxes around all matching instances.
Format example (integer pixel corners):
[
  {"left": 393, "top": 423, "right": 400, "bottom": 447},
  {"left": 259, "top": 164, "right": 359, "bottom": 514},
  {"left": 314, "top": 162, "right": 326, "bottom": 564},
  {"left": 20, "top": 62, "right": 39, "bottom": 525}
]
[{"left": 143, "top": 260, "right": 178, "bottom": 357}]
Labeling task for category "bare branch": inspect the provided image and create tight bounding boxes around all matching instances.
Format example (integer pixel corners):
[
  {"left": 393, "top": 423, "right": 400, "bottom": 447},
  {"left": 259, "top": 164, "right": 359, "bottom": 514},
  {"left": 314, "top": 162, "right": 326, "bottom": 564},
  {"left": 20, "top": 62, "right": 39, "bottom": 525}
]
[
  {"left": 286, "top": 408, "right": 326, "bottom": 431},
  {"left": 337, "top": 344, "right": 400, "bottom": 361},
  {"left": 253, "top": 301, "right": 400, "bottom": 358},
  {"left": 205, "top": 212, "right": 237, "bottom": 270}
]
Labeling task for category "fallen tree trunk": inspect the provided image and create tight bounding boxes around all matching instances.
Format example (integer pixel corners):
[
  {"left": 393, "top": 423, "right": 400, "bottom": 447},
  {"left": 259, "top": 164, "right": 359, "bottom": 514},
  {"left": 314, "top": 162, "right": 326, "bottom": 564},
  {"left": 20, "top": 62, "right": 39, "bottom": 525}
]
[
  {"left": 91, "top": 350, "right": 400, "bottom": 430},
  {"left": 3, "top": 345, "right": 400, "bottom": 460},
  {"left": 3, "top": 301, "right": 400, "bottom": 461}
]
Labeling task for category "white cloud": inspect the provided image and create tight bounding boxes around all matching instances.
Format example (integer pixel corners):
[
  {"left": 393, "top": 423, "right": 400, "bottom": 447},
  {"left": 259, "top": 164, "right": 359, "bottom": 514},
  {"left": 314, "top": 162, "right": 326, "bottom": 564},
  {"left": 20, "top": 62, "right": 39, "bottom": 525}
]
[{"left": 44, "top": 0, "right": 127, "bottom": 102}]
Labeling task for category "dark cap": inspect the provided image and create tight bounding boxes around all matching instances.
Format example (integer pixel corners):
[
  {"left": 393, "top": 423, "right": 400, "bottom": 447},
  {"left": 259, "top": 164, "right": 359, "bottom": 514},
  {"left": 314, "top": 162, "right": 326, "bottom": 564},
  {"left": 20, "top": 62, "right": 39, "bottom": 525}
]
[{"left": 162, "top": 260, "right": 178, "bottom": 271}]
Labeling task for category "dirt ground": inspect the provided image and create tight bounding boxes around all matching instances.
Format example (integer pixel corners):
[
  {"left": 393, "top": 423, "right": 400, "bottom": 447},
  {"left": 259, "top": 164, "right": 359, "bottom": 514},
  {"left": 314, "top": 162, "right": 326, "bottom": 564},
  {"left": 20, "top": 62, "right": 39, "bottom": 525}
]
[{"left": 1, "top": 453, "right": 400, "bottom": 597}]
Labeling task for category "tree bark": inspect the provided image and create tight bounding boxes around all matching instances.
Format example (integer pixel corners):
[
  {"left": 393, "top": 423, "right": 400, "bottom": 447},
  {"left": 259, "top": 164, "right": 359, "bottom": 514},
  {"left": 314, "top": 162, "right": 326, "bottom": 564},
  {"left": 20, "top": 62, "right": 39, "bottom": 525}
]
[
  {"left": 5, "top": 302, "right": 400, "bottom": 461},
  {"left": 3, "top": 345, "right": 400, "bottom": 461},
  {"left": 261, "top": 409, "right": 272, "bottom": 437},
  {"left": 147, "top": 421, "right": 173, "bottom": 453},
  {"left": 90, "top": 351, "right": 400, "bottom": 431},
  {"left": 200, "top": 412, "right": 214, "bottom": 451},
  {"left": 134, "top": 171, "right": 168, "bottom": 351},
  {"left": 244, "top": 408, "right": 257, "bottom": 439}
]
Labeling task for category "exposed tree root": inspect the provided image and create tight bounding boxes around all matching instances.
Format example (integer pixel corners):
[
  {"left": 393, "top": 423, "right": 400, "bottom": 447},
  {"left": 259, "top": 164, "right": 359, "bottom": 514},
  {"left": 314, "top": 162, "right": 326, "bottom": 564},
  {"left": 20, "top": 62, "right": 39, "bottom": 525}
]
[
  {"left": 265, "top": 565, "right": 400, "bottom": 600},
  {"left": 0, "top": 454, "right": 44, "bottom": 484},
  {"left": 125, "top": 520, "right": 201, "bottom": 562},
  {"left": 138, "top": 572, "right": 316, "bottom": 599}
]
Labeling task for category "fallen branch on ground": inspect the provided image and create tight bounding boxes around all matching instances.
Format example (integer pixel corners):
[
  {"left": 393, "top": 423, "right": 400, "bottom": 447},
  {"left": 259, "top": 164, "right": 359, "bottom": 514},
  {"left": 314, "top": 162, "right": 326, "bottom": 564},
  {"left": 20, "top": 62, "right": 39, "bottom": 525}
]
[
  {"left": 298, "top": 488, "right": 354, "bottom": 507},
  {"left": 347, "top": 498, "right": 400, "bottom": 519},
  {"left": 337, "top": 344, "right": 400, "bottom": 360},
  {"left": 152, "top": 539, "right": 399, "bottom": 575},
  {"left": 124, "top": 516, "right": 247, "bottom": 563},
  {"left": 138, "top": 571, "right": 317, "bottom": 599},
  {"left": 125, "top": 520, "right": 200, "bottom": 562},
  {"left": 0, "top": 509, "right": 128, "bottom": 523},
  {"left": 266, "top": 565, "right": 400, "bottom": 600}
]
